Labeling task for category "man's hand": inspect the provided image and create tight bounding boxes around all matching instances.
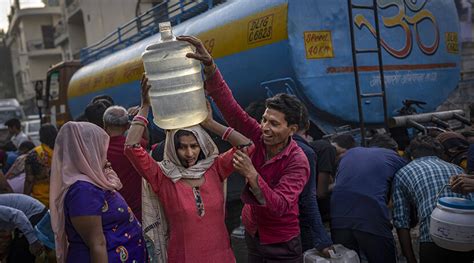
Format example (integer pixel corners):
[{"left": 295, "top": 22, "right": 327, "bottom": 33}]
[
  {"left": 29, "top": 240, "right": 44, "bottom": 256},
  {"left": 176, "top": 36, "right": 214, "bottom": 66},
  {"left": 233, "top": 149, "right": 258, "bottom": 180},
  {"left": 450, "top": 174, "right": 474, "bottom": 195},
  {"left": 318, "top": 246, "right": 332, "bottom": 258}
]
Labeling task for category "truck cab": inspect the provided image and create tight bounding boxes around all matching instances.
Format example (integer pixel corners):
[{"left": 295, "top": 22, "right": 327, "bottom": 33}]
[{"left": 43, "top": 61, "right": 81, "bottom": 127}]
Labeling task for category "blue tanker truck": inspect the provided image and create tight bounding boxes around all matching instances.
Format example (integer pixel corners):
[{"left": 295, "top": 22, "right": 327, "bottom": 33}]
[{"left": 43, "top": 0, "right": 469, "bottom": 144}]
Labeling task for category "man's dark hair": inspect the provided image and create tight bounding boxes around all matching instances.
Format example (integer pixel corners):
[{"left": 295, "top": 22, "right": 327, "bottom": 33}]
[
  {"left": 39, "top": 123, "right": 58, "bottom": 149},
  {"left": 84, "top": 102, "right": 108, "bottom": 128},
  {"left": 406, "top": 135, "right": 444, "bottom": 159},
  {"left": 18, "top": 141, "right": 35, "bottom": 153},
  {"left": 367, "top": 134, "right": 398, "bottom": 151},
  {"left": 332, "top": 134, "right": 356, "bottom": 150},
  {"left": 4, "top": 118, "right": 21, "bottom": 129},
  {"left": 265, "top": 93, "right": 306, "bottom": 126},
  {"left": 92, "top": 95, "right": 114, "bottom": 108}
]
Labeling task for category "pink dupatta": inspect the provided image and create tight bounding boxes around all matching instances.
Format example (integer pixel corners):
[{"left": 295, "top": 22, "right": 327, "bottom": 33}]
[{"left": 49, "top": 122, "right": 122, "bottom": 263}]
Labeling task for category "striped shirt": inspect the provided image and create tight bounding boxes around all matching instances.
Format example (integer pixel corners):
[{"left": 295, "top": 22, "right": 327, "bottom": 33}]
[{"left": 392, "top": 156, "right": 474, "bottom": 242}]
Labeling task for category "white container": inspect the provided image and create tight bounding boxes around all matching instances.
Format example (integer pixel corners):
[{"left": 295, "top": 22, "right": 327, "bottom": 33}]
[
  {"left": 141, "top": 22, "right": 207, "bottom": 129},
  {"left": 430, "top": 197, "right": 474, "bottom": 252},
  {"left": 303, "top": 244, "right": 360, "bottom": 263}
]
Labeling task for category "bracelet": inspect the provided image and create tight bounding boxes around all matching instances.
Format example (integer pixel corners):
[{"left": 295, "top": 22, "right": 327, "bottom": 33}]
[
  {"left": 133, "top": 115, "right": 149, "bottom": 126},
  {"left": 222, "top": 127, "right": 234, "bottom": 141},
  {"left": 131, "top": 121, "right": 146, "bottom": 128}
]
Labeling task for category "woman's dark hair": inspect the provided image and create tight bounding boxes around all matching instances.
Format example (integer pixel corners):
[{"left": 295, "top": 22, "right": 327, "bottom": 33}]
[
  {"left": 18, "top": 141, "right": 35, "bottom": 154},
  {"left": 92, "top": 95, "right": 114, "bottom": 107},
  {"left": 84, "top": 102, "right": 108, "bottom": 128},
  {"left": 39, "top": 123, "right": 58, "bottom": 149},
  {"left": 265, "top": 93, "right": 306, "bottom": 127},
  {"left": 174, "top": 130, "right": 205, "bottom": 161},
  {"left": 405, "top": 135, "right": 444, "bottom": 159}
]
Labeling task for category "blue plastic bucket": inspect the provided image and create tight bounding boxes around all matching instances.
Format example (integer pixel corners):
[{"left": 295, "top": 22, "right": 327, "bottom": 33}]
[{"left": 35, "top": 210, "right": 55, "bottom": 249}]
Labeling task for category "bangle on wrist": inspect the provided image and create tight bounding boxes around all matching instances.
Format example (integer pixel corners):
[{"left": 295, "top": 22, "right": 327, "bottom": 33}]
[
  {"left": 221, "top": 127, "right": 234, "bottom": 141},
  {"left": 131, "top": 121, "right": 146, "bottom": 128},
  {"left": 133, "top": 115, "right": 149, "bottom": 126}
]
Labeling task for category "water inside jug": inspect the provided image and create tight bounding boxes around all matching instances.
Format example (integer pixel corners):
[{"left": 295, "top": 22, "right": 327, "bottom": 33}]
[{"left": 142, "top": 22, "right": 208, "bottom": 129}]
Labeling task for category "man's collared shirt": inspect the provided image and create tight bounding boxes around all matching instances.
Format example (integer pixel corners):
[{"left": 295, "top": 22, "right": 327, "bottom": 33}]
[
  {"left": 108, "top": 135, "right": 145, "bottom": 222},
  {"left": 392, "top": 156, "right": 473, "bottom": 242},
  {"left": 11, "top": 131, "right": 29, "bottom": 149},
  {"left": 331, "top": 147, "right": 406, "bottom": 239},
  {"left": 0, "top": 194, "right": 45, "bottom": 244},
  {"left": 206, "top": 69, "right": 310, "bottom": 245}
]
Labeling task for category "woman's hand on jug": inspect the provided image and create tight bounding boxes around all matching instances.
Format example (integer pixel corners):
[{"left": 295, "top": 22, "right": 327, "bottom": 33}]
[
  {"left": 140, "top": 73, "right": 151, "bottom": 107},
  {"left": 201, "top": 100, "right": 214, "bottom": 126}
]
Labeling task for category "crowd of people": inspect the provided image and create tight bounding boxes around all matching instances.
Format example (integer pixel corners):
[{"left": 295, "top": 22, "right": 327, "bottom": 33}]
[{"left": 0, "top": 36, "right": 473, "bottom": 263}]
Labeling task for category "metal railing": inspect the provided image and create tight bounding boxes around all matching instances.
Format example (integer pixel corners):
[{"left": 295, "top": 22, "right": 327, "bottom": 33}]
[
  {"left": 80, "top": 0, "right": 223, "bottom": 65},
  {"left": 26, "top": 39, "right": 45, "bottom": 51},
  {"left": 53, "top": 21, "right": 67, "bottom": 39}
]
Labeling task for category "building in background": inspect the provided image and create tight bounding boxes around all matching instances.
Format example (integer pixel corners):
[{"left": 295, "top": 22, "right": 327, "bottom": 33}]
[
  {"left": 5, "top": 0, "right": 62, "bottom": 113},
  {"left": 0, "top": 31, "right": 16, "bottom": 99},
  {"left": 54, "top": 0, "right": 162, "bottom": 60}
]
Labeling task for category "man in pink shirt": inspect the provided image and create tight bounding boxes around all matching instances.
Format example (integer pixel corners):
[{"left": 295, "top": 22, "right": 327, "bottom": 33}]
[
  {"left": 103, "top": 106, "right": 145, "bottom": 222},
  {"left": 179, "top": 36, "right": 310, "bottom": 262}
]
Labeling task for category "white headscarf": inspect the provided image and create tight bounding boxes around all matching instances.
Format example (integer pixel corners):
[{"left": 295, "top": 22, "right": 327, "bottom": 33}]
[{"left": 158, "top": 125, "right": 218, "bottom": 182}]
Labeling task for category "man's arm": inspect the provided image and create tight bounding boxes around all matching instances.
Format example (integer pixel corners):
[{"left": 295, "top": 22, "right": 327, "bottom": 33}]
[
  {"left": 0, "top": 206, "right": 38, "bottom": 245},
  {"left": 205, "top": 69, "right": 262, "bottom": 142},
  {"left": 392, "top": 173, "right": 417, "bottom": 263},
  {"left": 397, "top": 228, "right": 417, "bottom": 263},
  {"left": 450, "top": 174, "right": 474, "bottom": 194},
  {"left": 317, "top": 171, "right": 332, "bottom": 198},
  {"left": 177, "top": 36, "right": 261, "bottom": 142},
  {"left": 234, "top": 150, "right": 310, "bottom": 217},
  {"left": 299, "top": 150, "right": 333, "bottom": 253}
]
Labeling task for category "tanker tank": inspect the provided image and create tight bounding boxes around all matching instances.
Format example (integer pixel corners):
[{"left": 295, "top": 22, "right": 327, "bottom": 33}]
[{"left": 67, "top": 0, "right": 461, "bottom": 134}]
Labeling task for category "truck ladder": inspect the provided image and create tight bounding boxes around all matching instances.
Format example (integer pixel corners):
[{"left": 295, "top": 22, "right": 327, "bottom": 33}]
[{"left": 347, "top": 0, "right": 388, "bottom": 145}]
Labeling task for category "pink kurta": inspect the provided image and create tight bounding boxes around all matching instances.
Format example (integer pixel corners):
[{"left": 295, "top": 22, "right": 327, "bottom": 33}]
[{"left": 124, "top": 146, "right": 236, "bottom": 263}]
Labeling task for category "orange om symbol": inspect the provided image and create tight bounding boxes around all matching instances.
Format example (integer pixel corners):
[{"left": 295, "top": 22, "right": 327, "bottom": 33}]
[{"left": 354, "top": 0, "right": 439, "bottom": 58}]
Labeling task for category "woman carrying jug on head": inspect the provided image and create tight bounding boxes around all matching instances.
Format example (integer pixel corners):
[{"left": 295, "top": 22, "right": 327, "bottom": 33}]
[{"left": 124, "top": 74, "right": 252, "bottom": 263}]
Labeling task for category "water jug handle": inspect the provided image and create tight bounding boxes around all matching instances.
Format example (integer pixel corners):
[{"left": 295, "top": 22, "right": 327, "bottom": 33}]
[
  {"left": 434, "top": 182, "right": 469, "bottom": 204},
  {"left": 434, "top": 183, "right": 450, "bottom": 203},
  {"left": 159, "top": 22, "right": 174, "bottom": 41}
]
